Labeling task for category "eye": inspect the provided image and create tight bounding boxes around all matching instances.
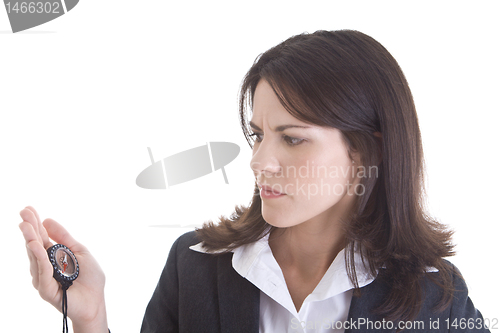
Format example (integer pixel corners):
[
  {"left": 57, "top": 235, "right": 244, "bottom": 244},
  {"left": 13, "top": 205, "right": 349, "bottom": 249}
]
[
  {"left": 249, "top": 132, "right": 305, "bottom": 146},
  {"left": 249, "top": 132, "right": 263, "bottom": 143},
  {"left": 283, "top": 135, "right": 304, "bottom": 146}
]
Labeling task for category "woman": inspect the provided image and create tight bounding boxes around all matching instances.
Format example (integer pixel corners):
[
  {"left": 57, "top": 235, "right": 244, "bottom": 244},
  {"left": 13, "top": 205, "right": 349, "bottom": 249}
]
[{"left": 19, "top": 30, "right": 489, "bottom": 332}]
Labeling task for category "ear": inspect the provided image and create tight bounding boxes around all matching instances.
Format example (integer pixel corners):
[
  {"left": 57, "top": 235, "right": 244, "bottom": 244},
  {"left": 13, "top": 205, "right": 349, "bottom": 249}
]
[{"left": 348, "top": 149, "right": 362, "bottom": 168}]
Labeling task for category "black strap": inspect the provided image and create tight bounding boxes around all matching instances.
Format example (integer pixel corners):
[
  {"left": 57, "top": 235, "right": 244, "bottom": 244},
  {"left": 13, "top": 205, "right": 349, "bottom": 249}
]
[
  {"left": 60, "top": 282, "right": 72, "bottom": 333},
  {"left": 59, "top": 282, "right": 109, "bottom": 333},
  {"left": 62, "top": 288, "right": 68, "bottom": 333}
]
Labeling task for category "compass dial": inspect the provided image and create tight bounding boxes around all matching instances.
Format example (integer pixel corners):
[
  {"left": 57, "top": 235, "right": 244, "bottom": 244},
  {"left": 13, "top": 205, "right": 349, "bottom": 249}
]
[{"left": 47, "top": 244, "right": 79, "bottom": 283}]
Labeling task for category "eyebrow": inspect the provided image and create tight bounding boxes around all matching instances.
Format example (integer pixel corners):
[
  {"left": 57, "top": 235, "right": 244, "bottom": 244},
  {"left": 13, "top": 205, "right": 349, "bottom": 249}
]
[{"left": 249, "top": 121, "right": 310, "bottom": 132}]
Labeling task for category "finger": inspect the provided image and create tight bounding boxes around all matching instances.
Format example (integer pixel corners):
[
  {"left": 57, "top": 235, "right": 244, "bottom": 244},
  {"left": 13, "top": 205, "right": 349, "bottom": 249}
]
[
  {"left": 19, "top": 221, "right": 48, "bottom": 287},
  {"left": 43, "top": 218, "right": 87, "bottom": 253},
  {"left": 25, "top": 206, "right": 51, "bottom": 248},
  {"left": 19, "top": 222, "right": 41, "bottom": 288},
  {"left": 20, "top": 208, "right": 42, "bottom": 244},
  {"left": 19, "top": 220, "right": 42, "bottom": 246},
  {"left": 27, "top": 240, "right": 60, "bottom": 303}
]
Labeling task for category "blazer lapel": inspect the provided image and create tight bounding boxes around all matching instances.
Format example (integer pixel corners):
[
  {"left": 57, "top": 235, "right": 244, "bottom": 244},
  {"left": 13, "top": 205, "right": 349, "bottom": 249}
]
[{"left": 217, "top": 253, "right": 260, "bottom": 333}]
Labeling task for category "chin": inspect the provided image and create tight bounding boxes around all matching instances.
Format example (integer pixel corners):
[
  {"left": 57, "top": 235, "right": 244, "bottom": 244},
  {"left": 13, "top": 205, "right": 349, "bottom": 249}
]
[
  {"left": 261, "top": 210, "right": 298, "bottom": 229},
  {"left": 265, "top": 221, "right": 293, "bottom": 228}
]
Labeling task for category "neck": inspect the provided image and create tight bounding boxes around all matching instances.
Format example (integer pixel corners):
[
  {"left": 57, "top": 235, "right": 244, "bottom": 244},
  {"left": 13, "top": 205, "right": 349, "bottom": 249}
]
[
  {"left": 268, "top": 211, "right": 347, "bottom": 280},
  {"left": 267, "top": 191, "right": 358, "bottom": 313}
]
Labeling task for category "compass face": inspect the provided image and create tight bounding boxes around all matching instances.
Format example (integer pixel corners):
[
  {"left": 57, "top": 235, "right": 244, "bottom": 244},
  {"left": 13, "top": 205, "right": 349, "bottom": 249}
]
[
  {"left": 54, "top": 248, "right": 76, "bottom": 277},
  {"left": 48, "top": 244, "right": 79, "bottom": 282}
]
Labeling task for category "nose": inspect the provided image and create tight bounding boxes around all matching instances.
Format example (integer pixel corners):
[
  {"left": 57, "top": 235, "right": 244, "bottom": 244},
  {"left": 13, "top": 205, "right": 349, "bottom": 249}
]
[{"left": 250, "top": 140, "right": 282, "bottom": 180}]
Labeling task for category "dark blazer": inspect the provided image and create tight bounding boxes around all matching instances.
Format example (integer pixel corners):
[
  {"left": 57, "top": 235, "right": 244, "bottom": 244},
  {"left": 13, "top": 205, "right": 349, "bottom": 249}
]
[{"left": 140, "top": 231, "right": 490, "bottom": 332}]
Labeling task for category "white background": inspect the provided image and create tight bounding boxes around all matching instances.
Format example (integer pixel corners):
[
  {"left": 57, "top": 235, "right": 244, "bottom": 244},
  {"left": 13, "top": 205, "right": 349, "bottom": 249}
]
[{"left": 1, "top": 1, "right": 498, "bottom": 332}]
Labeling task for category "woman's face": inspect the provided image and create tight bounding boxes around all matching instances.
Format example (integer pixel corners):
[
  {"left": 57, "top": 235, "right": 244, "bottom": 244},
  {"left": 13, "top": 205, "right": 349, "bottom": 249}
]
[{"left": 250, "top": 80, "right": 361, "bottom": 229}]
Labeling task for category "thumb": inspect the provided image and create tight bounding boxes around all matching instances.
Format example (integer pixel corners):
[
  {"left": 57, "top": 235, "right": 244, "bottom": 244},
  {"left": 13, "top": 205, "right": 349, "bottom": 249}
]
[{"left": 43, "top": 218, "right": 88, "bottom": 253}]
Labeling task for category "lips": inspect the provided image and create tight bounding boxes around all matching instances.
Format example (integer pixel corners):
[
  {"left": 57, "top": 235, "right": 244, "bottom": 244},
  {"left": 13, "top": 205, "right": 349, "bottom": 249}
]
[{"left": 257, "top": 183, "right": 284, "bottom": 195}]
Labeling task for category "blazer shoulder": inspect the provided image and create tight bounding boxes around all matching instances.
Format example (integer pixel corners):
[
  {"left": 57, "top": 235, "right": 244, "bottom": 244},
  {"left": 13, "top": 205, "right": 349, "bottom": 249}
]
[
  {"left": 169, "top": 230, "right": 209, "bottom": 263},
  {"left": 174, "top": 230, "right": 202, "bottom": 249},
  {"left": 420, "top": 259, "right": 490, "bottom": 332},
  {"left": 425, "top": 258, "right": 466, "bottom": 292},
  {"left": 170, "top": 230, "right": 232, "bottom": 271}
]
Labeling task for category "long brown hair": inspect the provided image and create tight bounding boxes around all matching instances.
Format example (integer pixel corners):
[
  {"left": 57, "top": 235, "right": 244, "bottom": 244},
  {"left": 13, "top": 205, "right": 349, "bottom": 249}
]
[{"left": 196, "top": 29, "right": 456, "bottom": 325}]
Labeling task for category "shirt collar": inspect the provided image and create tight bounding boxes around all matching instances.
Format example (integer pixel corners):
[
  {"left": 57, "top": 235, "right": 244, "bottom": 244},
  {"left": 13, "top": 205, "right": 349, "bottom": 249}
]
[{"left": 190, "top": 232, "right": 379, "bottom": 316}]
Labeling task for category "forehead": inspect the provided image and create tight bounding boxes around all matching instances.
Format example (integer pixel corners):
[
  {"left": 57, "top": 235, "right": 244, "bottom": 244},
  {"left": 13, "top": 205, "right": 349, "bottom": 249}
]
[{"left": 250, "top": 80, "right": 304, "bottom": 125}]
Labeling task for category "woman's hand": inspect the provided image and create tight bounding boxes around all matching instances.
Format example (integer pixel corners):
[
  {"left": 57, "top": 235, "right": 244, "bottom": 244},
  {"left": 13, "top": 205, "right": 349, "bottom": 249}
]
[{"left": 19, "top": 206, "right": 108, "bottom": 333}]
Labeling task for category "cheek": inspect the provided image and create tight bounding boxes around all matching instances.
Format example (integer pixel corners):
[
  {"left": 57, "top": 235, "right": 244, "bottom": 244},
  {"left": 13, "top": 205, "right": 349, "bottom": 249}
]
[
  {"left": 260, "top": 157, "right": 356, "bottom": 228},
  {"left": 288, "top": 154, "right": 355, "bottom": 196}
]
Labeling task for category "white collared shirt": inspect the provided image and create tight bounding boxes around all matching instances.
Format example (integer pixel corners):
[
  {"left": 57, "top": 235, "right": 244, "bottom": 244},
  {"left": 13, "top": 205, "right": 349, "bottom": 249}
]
[{"left": 190, "top": 232, "right": 378, "bottom": 333}]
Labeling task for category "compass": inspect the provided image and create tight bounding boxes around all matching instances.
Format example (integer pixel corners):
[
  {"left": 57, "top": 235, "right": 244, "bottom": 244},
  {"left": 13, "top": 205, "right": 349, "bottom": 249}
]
[{"left": 47, "top": 244, "right": 79, "bottom": 286}]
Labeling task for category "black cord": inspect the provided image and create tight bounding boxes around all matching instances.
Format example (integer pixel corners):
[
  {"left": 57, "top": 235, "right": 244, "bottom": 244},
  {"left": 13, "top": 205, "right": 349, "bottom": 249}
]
[
  {"left": 61, "top": 283, "right": 71, "bottom": 333},
  {"left": 59, "top": 280, "right": 109, "bottom": 333}
]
